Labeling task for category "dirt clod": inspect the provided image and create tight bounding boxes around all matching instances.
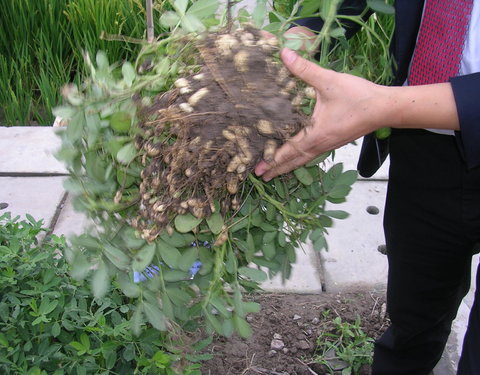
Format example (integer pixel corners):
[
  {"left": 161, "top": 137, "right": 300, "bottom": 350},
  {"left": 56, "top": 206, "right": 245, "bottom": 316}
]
[{"left": 133, "top": 27, "right": 308, "bottom": 241}]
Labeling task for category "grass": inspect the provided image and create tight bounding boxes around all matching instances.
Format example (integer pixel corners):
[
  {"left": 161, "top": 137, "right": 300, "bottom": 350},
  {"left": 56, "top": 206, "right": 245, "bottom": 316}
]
[
  {"left": 0, "top": 0, "right": 394, "bottom": 127},
  {"left": 0, "top": 0, "right": 167, "bottom": 127}
]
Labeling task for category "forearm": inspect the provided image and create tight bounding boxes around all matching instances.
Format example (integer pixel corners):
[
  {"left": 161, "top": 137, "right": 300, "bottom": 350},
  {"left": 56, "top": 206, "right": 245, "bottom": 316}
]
[{"left": 374, "top": 83, "right": 460, "bottom": 131}]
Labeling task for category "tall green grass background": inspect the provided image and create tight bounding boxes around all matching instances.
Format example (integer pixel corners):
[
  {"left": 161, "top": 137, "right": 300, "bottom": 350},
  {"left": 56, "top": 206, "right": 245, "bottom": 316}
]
[
  {"left": 0, "top": 0, "right": 168, "bottom": 126},
  {"left": 0, "top": 0, "right": 393, "bottom": 126}
]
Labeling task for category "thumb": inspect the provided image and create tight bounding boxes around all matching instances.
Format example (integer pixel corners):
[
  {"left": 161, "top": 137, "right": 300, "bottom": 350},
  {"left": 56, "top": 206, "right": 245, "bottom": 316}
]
[{"left": 280, "top": 48, "right": 323, "bottom": 88}]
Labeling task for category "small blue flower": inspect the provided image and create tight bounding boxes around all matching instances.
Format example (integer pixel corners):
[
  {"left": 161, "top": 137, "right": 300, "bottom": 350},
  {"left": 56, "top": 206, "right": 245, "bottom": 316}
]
[{"left": 133, "top": 260, "right": 203, "bottom": 283}]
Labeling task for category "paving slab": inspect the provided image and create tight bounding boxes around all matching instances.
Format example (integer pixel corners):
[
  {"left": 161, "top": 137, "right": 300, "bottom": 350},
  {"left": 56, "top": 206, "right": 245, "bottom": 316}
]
[
  {"left": 442, "top": 254, "right": 479, "bottom": 372},
  {"left": 0, "top": 176, "right": 66, "bottom": 228},
  {"left": 320, "top": 180, "right": 388, "bottom": 292},
  {"left": 53, "top": 194, "right": 93, "bottom": 237},
  {"left": 261, "top": 242, "right": 323, "bottom": 293},
  {"left": 325, "top": 139, "right": 390, "bottom": 181},
  {"left": 0, "top": 126, "right": 66, "bottom": 174}
]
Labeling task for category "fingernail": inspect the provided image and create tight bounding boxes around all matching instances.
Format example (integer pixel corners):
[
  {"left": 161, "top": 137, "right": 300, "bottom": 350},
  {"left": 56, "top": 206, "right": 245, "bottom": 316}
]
[{"left": 281, "top": 48, "right": 297, "bottom": 65}]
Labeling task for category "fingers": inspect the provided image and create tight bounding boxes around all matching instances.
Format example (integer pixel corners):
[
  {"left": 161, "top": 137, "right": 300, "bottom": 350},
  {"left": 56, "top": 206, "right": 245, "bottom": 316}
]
[
  {"left": 255, "top": 132, "right": 315, "bottom": 181},
  {"left": 281, "top": 49, "right": 325, "bottom": 89},
  {"left": 259, "top": 30, "right": 275, "bottom": 39}
]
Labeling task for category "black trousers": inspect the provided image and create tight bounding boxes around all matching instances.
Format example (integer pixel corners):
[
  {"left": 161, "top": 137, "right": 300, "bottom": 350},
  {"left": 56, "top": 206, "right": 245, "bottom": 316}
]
[{"left": 371, "top": 129, "right": 480, "bottom": 375}]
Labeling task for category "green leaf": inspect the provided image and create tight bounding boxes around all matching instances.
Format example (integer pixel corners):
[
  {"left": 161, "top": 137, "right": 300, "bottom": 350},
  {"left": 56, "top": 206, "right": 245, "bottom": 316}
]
[
  {"left": 305, "top": 152, "right": 330, "bottom": 167},
  {"left": 205, "top": 310, "right": 223, "bottom": 334},
  {"left": 284, "top": 38, "right": 304, "bottom": 51},
  {"left": 178, "top": 247, "right": 198, "bottom": 272},
  {"left": 144, "top": 302, "right": 167, "bottom": 331},
  {"left": 252, "top": 0, "right": 267, "bottom": 28},
  {"left": 166, "top": 287, "right": 192, "bottom": 306},
  {"left": 294, "top": 167, "right": 314, "bottom": 185},
  {"left": 104, "top": 244, "right": 130, "bottom": 270},
  {"left": 309, "top": 228, "right": 324, "bottom": 242},
  {"left": 161, "top": 293, "right": 175, "bottom": 319},
  {"left": 181, "top": 14, "right": 206, "bottom": 33},
  {"left": 187, "top": 0, "right": 219, "bottom": 19},
  {"left": 91, "top": 262, "right": 109, "bottom": 298},
  {"left": 122, "top": 62, "right": 136, "bottom": 87},
  {"left": 85, "top": 113, "right": 101, "bottom": 147},
  {"left": 70, "top": 341, "right": 86, "bottom": 355},
  {"left": 105, "top": 351, "right": 117, "bottom": 370},
  {"left": 52, "top": 105, "right": 77, "bottom": 120},
  {"left": 116, "top": 142, "right": 137, "bottom": 164},
  {"left": 238, "top": 267, "right": 267, "bottom": 282},
  {"left": 367, "top": 0, "right": 395, "bottom": 14},
  {"left": 96, "top": 51, "right": 109, "bottom": 70},
  {"left": 123, "top": 344, "right": 136, "bottom": 361},
  {"left": 160, "top": 11, "right": 180, "bottom": 28},
  {"left": 274, "top": 179, "right": 286, "bottom": 198},
  {"left": 131, "top": 303, "right": 144, "bottom": 336},
  {"left": 163, "top": 269, "right": 190, "bottom": 282},
  {"left": 110, "top": 112, "right": 132, "bottom": 134},
  {"left": 324, "top": 210, "right": 349, "bottom": 219},
  {"left": 157, "top": 239, "right": 181, "bottom": 269},
  {"left": 233, "top": 314, "right": 252, "bottom": 338},
  {"left": 173, "top": 0, "right": 188, "bottom": 15},
  {"left": 242, "top": 301, "right": 261, "bottom": 313},
  {"left": 70, "top": 251, "right": 91, "bottom": 280},
  {"left": 336, "top": 170, "right": 358, "bottom": 187},
  {"left": 330, "top": 27, "right": 346, "bottom": 38},
  {"left": 262, "top": 243, "right": 276, "bottom": 260},
  {"left": 160, "top": 230, "right": 195, "bottom": 247},
  {"left": 0, "top": 333, "right": 8, "bottom": 347},
  {"left": 39, "top": 298, "right": 58, "bottom": 315},
  {"left": 117, "top": 272, "right": 141, "bottom": 298},
  {"left": 174, "top": 213, "right": 202, "bottom": 233},
  {"left": 328, "top": 184, "right": 351, "bottom": 199},
  {"left": 209, "top": 297, "right": 230, "bottom": 318},
  {"left": 67, "top": 111, "right": 85, "bottom": 143},
  {"left": 132, "top": 243, "right": 156, "bottom": 272},
  {"left": 80, "top": 333, "right": 90, "bottom": 352},
  {"left": 263, "top": 231, "right": 276, "bottom": 244},
  {"left": 376, "top": 127, "right": 391, "bottom": 139},
  {"left": 263, "top": 21, "right": 282, "bottom": 34},
  {"left": 313, "top": 235, "right": 327, "bottom": 251},
  {"left": 206, "top": 212, "right": 224, "bottom": 234},
  {"left": 225, "top": 247, "right": 237, "bottom": 274},
  {"left": 299, "top": 0, "right": 321, "bottom": 16},
  {"left": 116, "top": 169, "right": 135, "bottom": 188}
]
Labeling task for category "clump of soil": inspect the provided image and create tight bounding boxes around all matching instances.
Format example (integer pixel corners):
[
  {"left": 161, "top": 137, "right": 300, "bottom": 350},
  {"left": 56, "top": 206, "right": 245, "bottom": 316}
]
[
  {"left": 133, "top": 27, "right": 310, "bottom": 241},
  {"left": 201, "top": 291, "right": 389, "bottom": 375}
]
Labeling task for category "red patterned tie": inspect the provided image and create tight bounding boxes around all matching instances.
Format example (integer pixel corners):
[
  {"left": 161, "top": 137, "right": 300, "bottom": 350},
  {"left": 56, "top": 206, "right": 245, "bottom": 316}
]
[{"left": 408, "top": 0, "right": 473, "bottom": 86}]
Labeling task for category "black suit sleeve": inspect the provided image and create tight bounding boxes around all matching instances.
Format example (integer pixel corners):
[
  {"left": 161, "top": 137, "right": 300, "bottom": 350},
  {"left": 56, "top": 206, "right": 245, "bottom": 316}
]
[{"left": 450, "top": 73, "right": 480, "bottom": 169}]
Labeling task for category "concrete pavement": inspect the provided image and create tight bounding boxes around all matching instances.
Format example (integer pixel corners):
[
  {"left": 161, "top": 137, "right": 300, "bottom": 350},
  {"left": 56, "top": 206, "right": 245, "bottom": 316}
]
[{"left": 0, "top": 126, "right": 476, "bottom": 374}]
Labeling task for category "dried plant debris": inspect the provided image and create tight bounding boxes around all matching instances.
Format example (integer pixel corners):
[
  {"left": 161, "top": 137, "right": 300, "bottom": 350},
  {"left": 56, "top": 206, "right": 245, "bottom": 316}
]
[{"left": 132, "top": 28, "right": 310, "bottom": 242}]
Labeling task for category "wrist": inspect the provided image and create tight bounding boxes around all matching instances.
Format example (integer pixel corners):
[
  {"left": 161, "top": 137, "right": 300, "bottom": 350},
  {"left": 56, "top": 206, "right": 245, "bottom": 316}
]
[{"left": 377, "top": 83, "right": 459, "bottom": 131}]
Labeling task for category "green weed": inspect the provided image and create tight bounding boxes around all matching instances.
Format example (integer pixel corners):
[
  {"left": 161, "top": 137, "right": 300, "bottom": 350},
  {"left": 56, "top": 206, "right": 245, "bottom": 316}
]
[
  {"left": 312, "top": 312, "right": 375, "bottom": 375},
  {"left": 0, "top": 212, "right": 208, "bottom": 374}
]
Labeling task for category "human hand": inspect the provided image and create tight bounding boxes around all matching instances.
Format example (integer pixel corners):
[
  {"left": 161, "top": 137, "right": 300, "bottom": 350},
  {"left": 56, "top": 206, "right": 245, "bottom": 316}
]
[{"left": 255, "top": 48, "right": 383, "bottom": 181}]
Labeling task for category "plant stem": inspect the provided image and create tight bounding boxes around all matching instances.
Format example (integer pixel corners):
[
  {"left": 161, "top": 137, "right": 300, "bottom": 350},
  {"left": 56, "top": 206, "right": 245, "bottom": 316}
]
[{"left": 145, "top": 0, "right": 154, "bottom": 43}]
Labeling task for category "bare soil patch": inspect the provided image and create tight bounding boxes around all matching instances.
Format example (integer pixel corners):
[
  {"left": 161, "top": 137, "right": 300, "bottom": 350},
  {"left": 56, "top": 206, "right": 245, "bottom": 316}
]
[{"left": 201, "top": 290, "right": 389, "bottom": 375}]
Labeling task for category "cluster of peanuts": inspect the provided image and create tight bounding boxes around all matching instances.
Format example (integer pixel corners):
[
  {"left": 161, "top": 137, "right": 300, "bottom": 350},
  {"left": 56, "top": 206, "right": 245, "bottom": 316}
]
[{"left": 130, "top": 28, "right": 311, "bottom": 242}]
